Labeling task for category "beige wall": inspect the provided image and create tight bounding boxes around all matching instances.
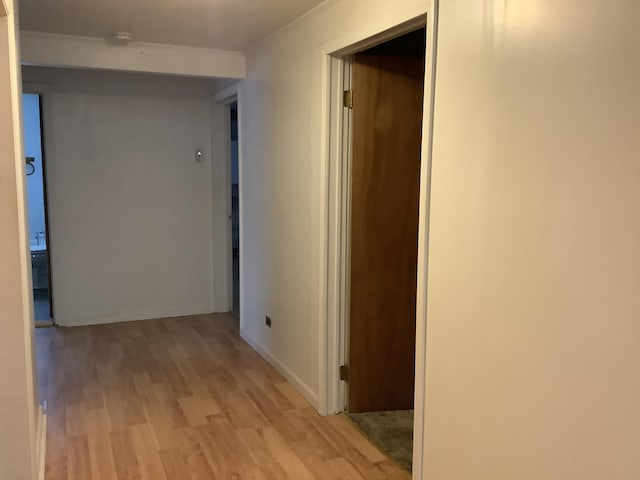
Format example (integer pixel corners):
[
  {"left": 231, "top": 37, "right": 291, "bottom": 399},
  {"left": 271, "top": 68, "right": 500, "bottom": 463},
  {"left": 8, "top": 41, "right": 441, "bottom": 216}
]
[
  {"left": 22, "top": 67, "right": 228, "bottom": 326},
  {"left": 5, "top": 0, "right": 636, "bottom": 477},
  {"left": 0, "top": 0, "right": 39, "bottom": 479},
  {"left": 424, "top": 1, "right": 640, "bottom": 478},
  {"left": 244, "top": 0, "right": 640, "bottom": 476},
  {"left": 239, "top": 0, "right": 429, "bottom": 408}
]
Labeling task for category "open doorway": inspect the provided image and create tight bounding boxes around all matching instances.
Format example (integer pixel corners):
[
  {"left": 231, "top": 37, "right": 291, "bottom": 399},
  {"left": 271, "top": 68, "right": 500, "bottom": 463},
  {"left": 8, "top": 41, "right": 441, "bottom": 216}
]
[
  {"left": 211, "top": 86, "right": 239, "bottom": 316},
  {"left": 230, "top": 102, "right": 240, "bottom": 315},
  {"left": 22, "top": 93, "right": 53, "bottom": 324},
  {"left": 340, "top": 27, "right": 426, "bottom": 473}
]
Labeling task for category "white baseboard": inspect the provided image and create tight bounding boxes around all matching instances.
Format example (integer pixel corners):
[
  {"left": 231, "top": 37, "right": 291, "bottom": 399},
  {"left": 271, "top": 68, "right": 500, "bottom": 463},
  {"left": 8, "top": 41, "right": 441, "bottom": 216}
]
[
  {"left": 240, "top": 328, "right": 319, "bottom": 411},
  {"left": 35, "top": 403, "right": 47, "bottom": 480},
  {"left": 56, "top": 305, "right": 217, "bottom": 327}
]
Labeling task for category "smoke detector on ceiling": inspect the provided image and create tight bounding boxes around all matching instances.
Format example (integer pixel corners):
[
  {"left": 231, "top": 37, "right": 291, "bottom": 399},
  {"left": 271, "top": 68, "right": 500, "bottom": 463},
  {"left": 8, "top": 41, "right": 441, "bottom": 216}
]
[{"left": 111, "top": 31, "right": 133, "bottom": 44}]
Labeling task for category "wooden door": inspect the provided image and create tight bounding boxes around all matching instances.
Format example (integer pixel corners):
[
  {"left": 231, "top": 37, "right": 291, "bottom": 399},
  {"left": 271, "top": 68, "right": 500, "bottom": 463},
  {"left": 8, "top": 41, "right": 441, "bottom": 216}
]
[{"left": 348, "top": 40, "right": 425, "bottom": 413}]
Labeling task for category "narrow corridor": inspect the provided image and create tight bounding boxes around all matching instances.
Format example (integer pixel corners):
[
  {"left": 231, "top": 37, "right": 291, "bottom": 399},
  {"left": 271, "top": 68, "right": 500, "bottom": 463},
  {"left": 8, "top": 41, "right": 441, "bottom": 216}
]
[{"left": 37, "top": 314, "right": 409, "bottom": 479}]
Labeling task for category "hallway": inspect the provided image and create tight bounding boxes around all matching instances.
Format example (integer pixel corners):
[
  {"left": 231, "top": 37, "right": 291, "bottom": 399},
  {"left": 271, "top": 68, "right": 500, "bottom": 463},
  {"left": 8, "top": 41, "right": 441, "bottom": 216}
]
[{"left": 36, "top": 314, "right": 409, "bottom": 479}]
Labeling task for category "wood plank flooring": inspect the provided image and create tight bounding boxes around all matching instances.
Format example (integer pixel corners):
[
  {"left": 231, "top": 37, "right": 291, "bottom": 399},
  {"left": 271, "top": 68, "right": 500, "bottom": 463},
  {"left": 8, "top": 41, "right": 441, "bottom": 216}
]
[{"left": 36, "top": 313, "right": 410, "bottom": 480}]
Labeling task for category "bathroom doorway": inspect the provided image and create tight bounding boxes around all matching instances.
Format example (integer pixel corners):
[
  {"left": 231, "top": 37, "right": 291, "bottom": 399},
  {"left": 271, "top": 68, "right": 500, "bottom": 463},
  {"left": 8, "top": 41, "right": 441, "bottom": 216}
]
[
  {"left": 23, "top": 93, "right": 53, "bottom": 324},
  {"left": 322, "top": 25, "right": 427, "bottom": 473},
  {"left": 345, "top": 29, "right": 426, "bottom": 472},
  {"left": 230, "top": 102, "right": 239, "bottom": 315}
]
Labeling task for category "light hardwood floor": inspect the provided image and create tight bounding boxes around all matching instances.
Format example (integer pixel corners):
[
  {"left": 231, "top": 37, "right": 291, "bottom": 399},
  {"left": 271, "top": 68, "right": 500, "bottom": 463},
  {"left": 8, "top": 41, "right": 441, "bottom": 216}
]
[{"left": 36, "top": 313, "right": 410, "bottom": 480}]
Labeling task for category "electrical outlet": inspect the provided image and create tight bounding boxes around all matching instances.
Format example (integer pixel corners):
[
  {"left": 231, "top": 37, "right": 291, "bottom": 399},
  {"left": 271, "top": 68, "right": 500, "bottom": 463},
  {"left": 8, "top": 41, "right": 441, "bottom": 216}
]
[{"left": 265, "top": 316, "right": 272, "bottom": 328}]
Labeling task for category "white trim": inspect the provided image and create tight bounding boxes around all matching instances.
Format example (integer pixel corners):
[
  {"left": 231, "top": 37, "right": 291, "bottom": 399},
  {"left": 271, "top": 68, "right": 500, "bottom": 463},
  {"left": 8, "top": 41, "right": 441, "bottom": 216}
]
[
  {"left": 36, "top": 405, "right": 47, "bottom": 480},
  {"left": 55, "top": 306, "right": 215, "bottom": 327},
  {"left": 1, "top": 6, "right": 41, "bottom": 478},
  {"left": 20, "top": 31, "right": 246, "bottom": 79},
  {"left": 318, "top": 5, "right": 439, "bottom": 480},
  {"left": 318, "top": 53, "right": 332, "bottom": 416},
  {"left": 210, "top": 102, "right": 233, "bottom": 313},
  {"left": 318, "top": 54, "right": 353, "bottom": 416},
  {"left": 235, "top": 85, "right": 245, "bottom": 330},
  {"left": 240, "top": 328, "right": 320, "bottom": 410},
  {"left": 321, "top": 8, "right": 428, "bottom": 55},
  {"left": 412, "top": 3, "right": 439, "bottom": 477},
  {"left": 336, "top": 58, "right": 352, "bottom": 414},
  {"left": 210, "top": 83, "right": 241, "bottom": 317}
]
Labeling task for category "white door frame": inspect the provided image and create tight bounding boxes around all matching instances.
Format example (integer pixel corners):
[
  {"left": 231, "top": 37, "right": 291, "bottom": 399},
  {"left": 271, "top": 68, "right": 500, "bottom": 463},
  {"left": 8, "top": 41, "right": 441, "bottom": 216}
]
[
  {"left": 211, "top": 84, "right": 241, "bottom": 315},
  {"left": 318, "top": 2, "right": 439, "bottom": 479},
  {"left": 0, "top": 1, "right": 43, "bottom": 478}
]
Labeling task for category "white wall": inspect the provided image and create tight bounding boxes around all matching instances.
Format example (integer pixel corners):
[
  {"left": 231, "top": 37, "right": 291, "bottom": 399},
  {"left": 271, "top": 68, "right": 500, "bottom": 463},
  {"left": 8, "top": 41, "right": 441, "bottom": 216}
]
[
  {"left": 423, "top": 1, "right": 640, "bottom": 478},
  {"left": 0, "top": 0, "right": 40, "bottom": 478},
  {"left": 22, "top": 67, "right": 229, "bottom": 326},
  {"left": 239, "top": 0, "right": 429, "bottom": 408}
]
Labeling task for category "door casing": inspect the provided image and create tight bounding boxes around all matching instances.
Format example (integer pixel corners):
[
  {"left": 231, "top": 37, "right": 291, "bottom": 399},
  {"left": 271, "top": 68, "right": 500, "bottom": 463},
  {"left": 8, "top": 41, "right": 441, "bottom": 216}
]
[
  {"left": 212, "top": 84, "right": 240, "bottom": 315},
  {"left": 318, "top": 3, "right": 440, "bottom": 478}
]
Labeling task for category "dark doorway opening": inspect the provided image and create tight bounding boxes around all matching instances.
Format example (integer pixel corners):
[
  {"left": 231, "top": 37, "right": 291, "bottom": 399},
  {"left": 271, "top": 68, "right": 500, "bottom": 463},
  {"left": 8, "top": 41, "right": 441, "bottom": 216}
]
[
  {"left": 23, "top": 93, "right": 53, "bottom": 324},
  {"left": 230, "top": 102, "right": 240, "bottom": 315}
]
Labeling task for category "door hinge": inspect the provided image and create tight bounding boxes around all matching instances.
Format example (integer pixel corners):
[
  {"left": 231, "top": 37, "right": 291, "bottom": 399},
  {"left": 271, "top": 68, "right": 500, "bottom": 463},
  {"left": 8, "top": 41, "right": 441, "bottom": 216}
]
[
  {"left": 339, "top": 364, "right": 349, "bottom": 381},
  {"left": 343, "top": 90, "right": 353, "bottom": 109}
]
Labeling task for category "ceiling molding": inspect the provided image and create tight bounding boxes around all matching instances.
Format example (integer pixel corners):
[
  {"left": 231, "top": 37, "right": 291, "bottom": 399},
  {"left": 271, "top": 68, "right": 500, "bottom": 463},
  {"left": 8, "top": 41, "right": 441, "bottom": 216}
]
[{"left": 20, "top": 31, "right": 246, "bottom": 79}]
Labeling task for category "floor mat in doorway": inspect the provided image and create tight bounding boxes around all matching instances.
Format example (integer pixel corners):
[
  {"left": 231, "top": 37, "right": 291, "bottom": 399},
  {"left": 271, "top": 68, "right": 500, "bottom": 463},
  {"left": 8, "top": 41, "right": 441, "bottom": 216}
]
[{"left": 346, "top": 410, "right": 413, "bottom": 472}]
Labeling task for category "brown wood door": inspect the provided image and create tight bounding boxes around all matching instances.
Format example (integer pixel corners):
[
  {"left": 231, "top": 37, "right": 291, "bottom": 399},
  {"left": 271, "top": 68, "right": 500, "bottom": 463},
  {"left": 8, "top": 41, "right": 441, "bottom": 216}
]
[{"left": 348, "top": 43, "right": 425, "bottom": 413}]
